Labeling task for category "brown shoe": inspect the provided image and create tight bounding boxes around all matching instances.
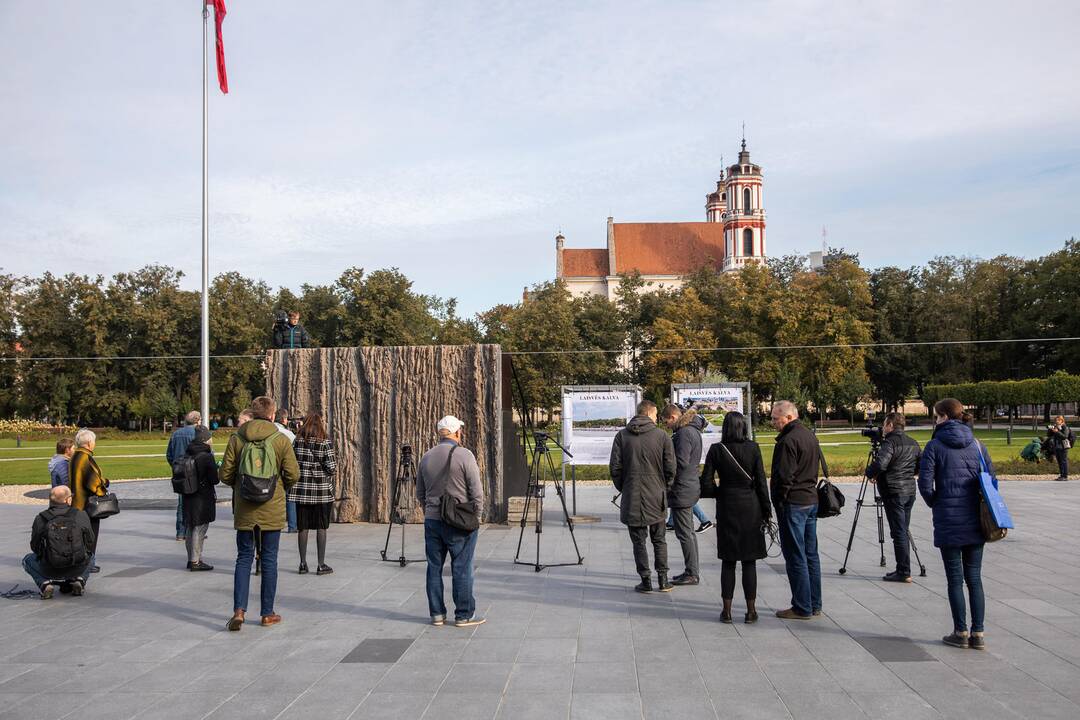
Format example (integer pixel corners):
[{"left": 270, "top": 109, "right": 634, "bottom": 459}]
[
  {"left": 226, "top": 610, "right": 245, "bottom": 631},
  {"left": 775, "top": 607, "right": 813, "bottom": 620},
  {"left": 261, "top": 614, "right": 282, "bottom": 627}
]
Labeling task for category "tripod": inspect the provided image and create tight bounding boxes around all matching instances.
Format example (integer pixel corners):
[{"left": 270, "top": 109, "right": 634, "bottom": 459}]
[
  {"left": 381, "top": 445, "right": 421, "bottom": 567},
  {"left": 839, "top": 447, "right": 926, "bottom": 577},
  {"left": 514, "top": 431, "right": 584, "bottom": 572}
]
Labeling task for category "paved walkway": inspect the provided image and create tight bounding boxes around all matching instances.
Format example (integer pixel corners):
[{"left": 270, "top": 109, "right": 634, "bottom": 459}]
[{"left": 1, "top": 482, "right": 1078, "bottom": 719}]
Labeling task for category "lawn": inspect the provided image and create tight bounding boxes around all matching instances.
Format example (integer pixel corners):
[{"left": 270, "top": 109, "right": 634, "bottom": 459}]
[{"left": 1, "top": 426, "right": 1057, "bottom": 486}]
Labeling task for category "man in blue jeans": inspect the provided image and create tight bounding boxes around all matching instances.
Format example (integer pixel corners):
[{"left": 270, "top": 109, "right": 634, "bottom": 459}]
[
  {"left": 769, "top": 401, "right": 823, "bottom": 620},
  {"left": 166, "top": 410, "right": 201, "bottom": 541},
  {"left": 417, "top": 415, "right": 485, "bottom": 627},
  {"left": 219, "top": 396, "right": 300, "bottom": 631}
]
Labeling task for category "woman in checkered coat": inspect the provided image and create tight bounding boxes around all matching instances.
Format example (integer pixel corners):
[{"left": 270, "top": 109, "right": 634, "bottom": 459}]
[{"left": 289, "top": 413, "right": 338, "bottom": 575}]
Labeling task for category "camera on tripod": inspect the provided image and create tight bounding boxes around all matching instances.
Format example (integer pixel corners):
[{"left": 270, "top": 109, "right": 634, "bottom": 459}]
[
  {"left": 860, "top": 424, "right": 884, "bottom": 446},
  {"left": 400, "top": 444, "right": 413, "bottom": 463}
]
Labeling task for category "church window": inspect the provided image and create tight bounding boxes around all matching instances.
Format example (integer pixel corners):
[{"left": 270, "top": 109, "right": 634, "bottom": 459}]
[
  {"left": 743, "top": 188, "right": 752, "bottom": 213},
  {"left": 742, "top": 228, "right": 754, "bottom": 256}
]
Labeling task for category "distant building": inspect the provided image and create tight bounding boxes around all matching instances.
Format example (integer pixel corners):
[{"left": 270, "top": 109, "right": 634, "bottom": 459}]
[{"left": 556, "top": 140, "right": 768, "bottom": 299}]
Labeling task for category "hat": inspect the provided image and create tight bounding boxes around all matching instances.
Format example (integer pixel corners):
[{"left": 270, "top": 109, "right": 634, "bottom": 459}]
[
  {"left": 194, "top": 426, "right": 212, "bottom": 443},
  {"left": 437, "top": 415, "right": 464, "bottom": 434}
]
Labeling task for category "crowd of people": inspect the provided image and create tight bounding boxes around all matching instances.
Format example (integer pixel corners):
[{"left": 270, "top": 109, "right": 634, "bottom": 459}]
[{"left": 20, "top": 392, "right": 1055, "bottom": 648}]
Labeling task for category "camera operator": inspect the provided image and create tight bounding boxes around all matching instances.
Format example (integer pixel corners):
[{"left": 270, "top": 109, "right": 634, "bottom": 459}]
[
  {"left": 272, "top": 310, "right": 311, "bottom": 349},
  {"left": 864, "top": 412, "right": 921, "bottom": 583}
]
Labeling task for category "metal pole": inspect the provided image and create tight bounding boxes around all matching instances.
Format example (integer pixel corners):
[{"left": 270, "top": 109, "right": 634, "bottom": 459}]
[{"left": 200, "top": 2, "right": 211, "bottom": 424}]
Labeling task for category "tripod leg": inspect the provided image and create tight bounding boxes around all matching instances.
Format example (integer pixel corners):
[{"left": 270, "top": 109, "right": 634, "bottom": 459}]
[
  {"left": 909, "top": 534, "right": 927, "bottom": 577},
  {"left": 382, "top": 516, "right": 395, "bottom": 561},
  {"left": 875, "top": 496, "right": 887, "bottom": 568},
  {"left": 839, "top": 479, "right": 869, "bottom": 575}
]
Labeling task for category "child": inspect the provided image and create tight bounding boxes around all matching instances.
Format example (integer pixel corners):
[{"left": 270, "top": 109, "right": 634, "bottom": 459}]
[{"left": 49, "top": 438, "right": 75, "bottom": 487}]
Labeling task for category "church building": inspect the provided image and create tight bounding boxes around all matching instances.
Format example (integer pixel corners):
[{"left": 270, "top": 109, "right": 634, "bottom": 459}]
[{"left": 556, "top": 140, "right": 767, "bottom": 299}]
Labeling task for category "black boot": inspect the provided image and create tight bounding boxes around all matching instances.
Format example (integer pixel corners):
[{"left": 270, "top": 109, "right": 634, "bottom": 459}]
[
  {"left": 634, "top": 576, "right": 653, "bottom": 593},
  {"left": 657, "top": 573, "right": 674, "bottom": 592}
]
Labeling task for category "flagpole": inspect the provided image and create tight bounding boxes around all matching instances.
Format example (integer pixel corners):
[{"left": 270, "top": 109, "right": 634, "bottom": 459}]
[{"left": 200, "top": 1, "right": 211, "bottom": 425}]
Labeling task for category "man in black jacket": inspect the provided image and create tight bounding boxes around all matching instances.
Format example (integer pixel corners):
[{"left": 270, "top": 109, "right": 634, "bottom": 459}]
[
  {"left": 770, "top": 401, "right": 823, "bottom": 619},
  {"left": 610, "top": 400, "right": 676, "bottom": 593},
  {"left": 865, "top": 412, "right": 921, "bottom": 583},
  {"left": 22, "top": 485, "right": 95, "bottom": 599},
  {"left": 662, "top": 404, "right": 704, "bottom": 586}
]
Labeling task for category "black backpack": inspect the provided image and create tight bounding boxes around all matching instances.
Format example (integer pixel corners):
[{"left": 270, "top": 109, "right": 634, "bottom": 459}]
[
  {"left": 171, "top": 456, "right": 199, "bottom": 495},
  {"left": 44, "top": 509, "right": 89, "bottom": 569},
  {"left": 815, "top": 454, "right": 846, "bottom": 519}
]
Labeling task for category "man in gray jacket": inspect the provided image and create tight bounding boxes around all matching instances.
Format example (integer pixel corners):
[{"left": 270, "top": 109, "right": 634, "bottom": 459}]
[
  {"left": 610, "top": 400, "right": 676, "bottom": 593},
  {"left": 662, "top": 404, "right": 705, "bottom": 586},
  {"left": 417, "top": 415, "right": 485, "bottom": 627}
]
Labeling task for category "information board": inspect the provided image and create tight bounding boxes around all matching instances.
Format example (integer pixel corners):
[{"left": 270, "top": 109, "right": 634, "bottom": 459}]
[
  {"left": 561, "top": 386, "right": 641, "bottom": 465},
  {"left": 671, "top": 383, "right": 751, "bottom": 462}
]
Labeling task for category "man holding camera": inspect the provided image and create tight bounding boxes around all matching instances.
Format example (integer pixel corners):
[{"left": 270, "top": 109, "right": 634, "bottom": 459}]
[
  {"left": 272, "top": 310, "right": 311, "bottom": 349},
  {"left": 865, "top": 412, "right": 921, "bottom": 583}
]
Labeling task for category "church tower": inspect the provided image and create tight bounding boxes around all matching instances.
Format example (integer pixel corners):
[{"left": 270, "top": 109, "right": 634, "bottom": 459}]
[
  {"left": 722, "top": 136, "right": 767, "bottom": 270},
  {"left": 705, "top": 166, "right": 726, "bottom": 222}
]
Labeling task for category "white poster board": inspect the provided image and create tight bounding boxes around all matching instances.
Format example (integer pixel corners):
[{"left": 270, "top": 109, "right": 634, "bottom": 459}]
[
  {"left": 671, "top": 383, "right": 750, "bottom": 462},
  {"left": 561, "top": 386, "right": 641, "bottom": 465}
]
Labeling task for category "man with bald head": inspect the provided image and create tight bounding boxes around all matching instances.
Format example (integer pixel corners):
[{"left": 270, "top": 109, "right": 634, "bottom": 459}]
[
  {"left": 23, "top": 485, "right": 96, "bottom": 599},
  {"left": 770, "top": 400, "right": 826, "bottom": 620}
]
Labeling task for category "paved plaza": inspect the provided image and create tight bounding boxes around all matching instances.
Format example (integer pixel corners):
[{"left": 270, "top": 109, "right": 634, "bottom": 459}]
[{"left": 1, "top": 481, "right": 1079, "bottom": 720}]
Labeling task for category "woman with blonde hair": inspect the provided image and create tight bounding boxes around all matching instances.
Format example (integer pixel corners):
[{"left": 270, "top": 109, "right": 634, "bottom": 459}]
[
  {"left": 70, "top": 429, "right": 108, "bottom": 573},
  {"left": 1048, "top": 415, "right": 1074, "bottom": 481}
]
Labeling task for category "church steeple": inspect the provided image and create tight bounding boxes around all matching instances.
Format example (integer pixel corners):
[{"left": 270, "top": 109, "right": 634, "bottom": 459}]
[
  {"left": 705, "top": 155, "right": 727, "bottom": 223},
  {"left": 723, "top": 134, "right": 766, "bottom": 270}
]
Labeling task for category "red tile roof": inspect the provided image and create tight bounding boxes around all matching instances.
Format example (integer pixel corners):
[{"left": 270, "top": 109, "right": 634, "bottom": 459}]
[
  {"left": 613, "top": 223, "right": 726, "bottom": 275},
  {"left": 562, "top": 248, "right": 609, "bottom": 277}
]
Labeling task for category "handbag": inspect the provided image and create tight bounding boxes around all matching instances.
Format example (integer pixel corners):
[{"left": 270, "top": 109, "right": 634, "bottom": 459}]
[
  {"left": 85, "top": 492, "right": 120, "bottom": 520},
  {"left": 438, "top": 446, "right": 479, "bottom": 532},
  {"left": 976, "top": 445, "right": 1011, "bottom": 542},
  {"left": 815, "top": 455, "right": 845, "bottom": 518}
]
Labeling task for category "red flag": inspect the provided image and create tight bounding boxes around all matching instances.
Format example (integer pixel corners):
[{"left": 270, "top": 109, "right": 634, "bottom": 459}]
[{"left": 207, "top": 0, "right": 228, "bottom": 93}]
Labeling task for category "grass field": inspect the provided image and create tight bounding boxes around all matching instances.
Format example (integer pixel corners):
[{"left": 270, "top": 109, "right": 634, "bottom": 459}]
[{"left": 0, "top": 427, "right": 1059, "bottom": 486}]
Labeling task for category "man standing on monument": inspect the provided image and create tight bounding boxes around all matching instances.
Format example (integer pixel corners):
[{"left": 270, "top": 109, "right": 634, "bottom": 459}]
[{"left": 610, "top": 400, "right": 676, "bottom": 593}]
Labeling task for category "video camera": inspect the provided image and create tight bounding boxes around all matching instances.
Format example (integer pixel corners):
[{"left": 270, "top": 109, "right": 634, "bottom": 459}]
[
  {"left": 400, "top": 444, "right": 413, "bottom": 464},
  {"left": 861, "top": 423, "right": 884, "bottom": 445}
]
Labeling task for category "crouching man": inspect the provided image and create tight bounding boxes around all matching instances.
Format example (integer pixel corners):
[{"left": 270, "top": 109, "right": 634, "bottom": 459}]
[{"left": 23, "top": 485, "right": 95, "bottom": 599}]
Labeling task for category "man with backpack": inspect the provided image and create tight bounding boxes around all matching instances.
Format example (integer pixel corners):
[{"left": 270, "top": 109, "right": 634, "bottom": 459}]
[
  {"left": 22, "top": 485, "right": 95, "bottom": 599},
  {"left": 167, "top": 410, "right": 201, "bottom": 542},
  {"left": 219, "top": 396, "right": 301, "bottom": 631}
]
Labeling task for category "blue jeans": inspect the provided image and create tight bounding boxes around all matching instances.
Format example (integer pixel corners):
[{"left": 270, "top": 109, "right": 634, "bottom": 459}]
[
  {"left": 22, "top": 553, "right": 89, "bottom": 589},
  {"left": 176, "top": 498, "right": 186, "bottom": 538},
  {"left": 234, "top": 529, "right": 280, "bottom": 616},
  {"left": 286, "top": 501, "right": 297, "bottom": 532},
  {"left": 779, "top": 503, "right": 822, "bottom": 615},
  {"left": 941, "top": 544, "right": 985, "bottom": 633},
  {"left": 424, "top": 519, "right": 478, "bottom": 621},
  {"left": 667, "top": 503, "right": 709, "bottom": 526}
]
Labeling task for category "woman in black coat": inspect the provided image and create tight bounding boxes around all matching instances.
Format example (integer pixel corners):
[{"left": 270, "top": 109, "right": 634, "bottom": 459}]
[
  {"left": 700, "top": 412, "right": 771, "bottom": 624},
  {"left": 182, "top": 426, "right": 218, "bottom": 571}
]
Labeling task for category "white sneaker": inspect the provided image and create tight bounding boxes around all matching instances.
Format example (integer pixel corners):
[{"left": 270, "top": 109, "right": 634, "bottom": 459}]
[
  {"left": 431, "top": 615, "right": 445, "bottom": 626},
  {"left": 455, "top": 615, "right": 486, "bottom": 628}
]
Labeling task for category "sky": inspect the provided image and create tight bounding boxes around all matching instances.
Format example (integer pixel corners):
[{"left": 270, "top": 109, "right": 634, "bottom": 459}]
[{"left": 2, "top": 0, "right": 1079, "bottom": 317}]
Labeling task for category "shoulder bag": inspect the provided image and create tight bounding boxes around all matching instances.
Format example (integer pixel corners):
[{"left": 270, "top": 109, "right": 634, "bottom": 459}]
[
  {"left": 815, "top": 454, "right": 845, "bottom": 519},
  {"left": 439, "top": 446, "right": 479, "bottom": 532},
  {"left": 976, "top": 444, "right": 1011, "bottom": 542},
  {"left": 85, "top": 492, "right": 120, "bottom": 520}
]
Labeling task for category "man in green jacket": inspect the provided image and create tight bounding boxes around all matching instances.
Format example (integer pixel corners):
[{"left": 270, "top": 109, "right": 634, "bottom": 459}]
[{"left": 220, "top": 395, "right": 300, "bottom": 631}]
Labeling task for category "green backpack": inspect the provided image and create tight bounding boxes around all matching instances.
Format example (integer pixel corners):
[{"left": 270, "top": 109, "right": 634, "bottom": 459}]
[{"left": 237, "top": 432, "right": 281, "bottom": 503}]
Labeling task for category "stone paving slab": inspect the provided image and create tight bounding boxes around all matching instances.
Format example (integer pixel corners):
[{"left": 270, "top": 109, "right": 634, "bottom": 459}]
[{"left": 1, "top": 482, "right": 1079, "bottom": 719}]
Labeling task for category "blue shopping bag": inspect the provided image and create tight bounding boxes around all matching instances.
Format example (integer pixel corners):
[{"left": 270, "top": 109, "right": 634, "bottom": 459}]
[{"left": 976, "top": 446, "right": 1014, "bottom": 530}]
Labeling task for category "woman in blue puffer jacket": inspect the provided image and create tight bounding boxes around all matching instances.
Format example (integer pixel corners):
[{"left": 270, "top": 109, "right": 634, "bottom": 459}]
[{"left": 918, "top": 397, "right": 994, "bottom": 650}]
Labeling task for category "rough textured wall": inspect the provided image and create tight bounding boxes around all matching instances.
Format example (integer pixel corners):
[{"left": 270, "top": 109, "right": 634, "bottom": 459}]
[{"left": 265, "top": 344, "right": 504, "bottom": 523}]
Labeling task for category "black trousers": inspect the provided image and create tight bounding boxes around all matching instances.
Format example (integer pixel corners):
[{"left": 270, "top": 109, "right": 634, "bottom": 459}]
[
  {"left": 721, "top": 560, "right": 757, "bottom": 600},
  {"left": 89, "top": 517, "right": 101, "bottom": 555},
  {"left": 629, "top": 522, "right": 668, "bottom": 578},
  {"left": 882, "top": 494, "right": 915, "bottom": 576},
  {"left": 1055, "top": 449, "right": 1069, "bottom": 478}
]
